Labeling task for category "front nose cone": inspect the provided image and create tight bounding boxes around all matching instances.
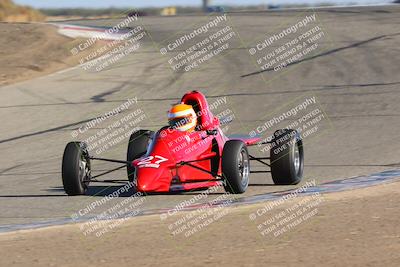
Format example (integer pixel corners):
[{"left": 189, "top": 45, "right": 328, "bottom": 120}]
[
  {"left": 135, "top": 169, "right": 170, "bottom": 193},
  {"left": 136, "top": 182, "right": 148, "bottom": 192},
  {"left": 136, "top": 179, "right": 164, "bottom": 192}
]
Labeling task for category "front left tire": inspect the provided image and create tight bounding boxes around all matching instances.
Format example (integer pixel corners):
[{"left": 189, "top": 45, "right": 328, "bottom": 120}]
[
  {"left": 62, "top": 142, "right": 91, "bottom": 196},
  {"left": 127, "top": 130, "right": 154, "bottom": 182},
  {"left": 222, "top": 140, "right": 250, "bottom": 194}
]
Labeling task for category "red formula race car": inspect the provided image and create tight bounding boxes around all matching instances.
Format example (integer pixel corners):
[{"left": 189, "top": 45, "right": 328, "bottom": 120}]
[{"left": 61, "top": 91, "right": 304, "bottom": 195}]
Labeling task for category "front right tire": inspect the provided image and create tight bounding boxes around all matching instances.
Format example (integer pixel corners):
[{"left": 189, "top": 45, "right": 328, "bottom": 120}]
[
  {"left": 270, "top": 129, "right": 304, "bottom": 185},
  {"left": 62, "top": 142, "right": 91, "bottom": 195}
]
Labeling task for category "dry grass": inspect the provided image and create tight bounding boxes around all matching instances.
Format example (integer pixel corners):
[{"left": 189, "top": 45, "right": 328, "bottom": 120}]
[{"left": 0, "top": 0, "right": 45, "bottom": 22}]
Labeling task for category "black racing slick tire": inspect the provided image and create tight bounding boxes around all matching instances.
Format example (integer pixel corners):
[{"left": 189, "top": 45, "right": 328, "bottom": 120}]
[
  {"left": 270, "top": 129, "right": 304, "bottom": 185},
  {"left": 62, "top": 142, "right": 91, "bottom": 196},
  {"left": 127, "top": 130, "right": 154, "bottom": 182},
  {"left": 222, "top": 140, "right": 250, "bottom": 194}
]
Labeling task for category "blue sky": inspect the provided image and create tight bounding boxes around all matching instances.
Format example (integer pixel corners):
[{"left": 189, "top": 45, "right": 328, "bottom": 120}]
[{"left": 14, "top": 0, "right": 391, "bottom": 8}]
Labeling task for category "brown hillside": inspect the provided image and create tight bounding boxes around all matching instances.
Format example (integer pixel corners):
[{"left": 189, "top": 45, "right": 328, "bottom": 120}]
[{"left": 0, "top": 0, "right": 45, "bottom": 22}]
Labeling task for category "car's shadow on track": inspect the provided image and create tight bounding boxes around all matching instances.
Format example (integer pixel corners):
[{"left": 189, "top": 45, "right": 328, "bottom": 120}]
[
  {"left": 0, "top": 187, "right": 68, "bottom": 198},
  {"left": 0, "top": 183, "right": 278, "bottom": 198},
  {"left": 248, "top": 183, "right": 275, "bottom": 186},
  {"left": 85, "top": 184, "right": 275, "bottom": 197},
  {"left": 83, "top": 185, "right": 202, "bottom": 197},
  {"left": 0, "top": 194, "right": 67, "bottom": 197},
  {"left": 85, "top": 185, "right": 134, "bottom": 197}
]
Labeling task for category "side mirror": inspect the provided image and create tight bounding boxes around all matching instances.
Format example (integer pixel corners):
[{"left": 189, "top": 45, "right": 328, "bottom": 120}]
[{"left": 206, "top": 129, "right": 218, "bottom": 136}]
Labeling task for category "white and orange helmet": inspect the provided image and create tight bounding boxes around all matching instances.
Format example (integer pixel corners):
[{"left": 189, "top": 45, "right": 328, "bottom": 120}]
[{"left": 168, "top": 103, "right": 197, "bottom": 132}]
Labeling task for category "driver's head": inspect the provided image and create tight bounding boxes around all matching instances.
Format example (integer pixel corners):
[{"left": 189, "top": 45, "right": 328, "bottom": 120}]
[{"left": 168, "top": 103, "right": 197, "bottom": 132}]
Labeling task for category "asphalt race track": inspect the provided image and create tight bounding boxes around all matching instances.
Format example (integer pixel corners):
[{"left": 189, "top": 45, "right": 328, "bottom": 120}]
[{"left": 0, "top": 5, "right": 399, "bottom": 227}]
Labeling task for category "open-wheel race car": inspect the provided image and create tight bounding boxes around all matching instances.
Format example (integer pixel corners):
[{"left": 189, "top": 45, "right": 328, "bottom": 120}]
[{"left": 61, "top": 91, "right": 304, "bottom": 195}]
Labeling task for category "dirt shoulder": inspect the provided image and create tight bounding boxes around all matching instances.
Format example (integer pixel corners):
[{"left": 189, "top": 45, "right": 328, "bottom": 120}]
[
  {"left": 0, "top": 23, "right": 102, "bottom": 86},
  {"left": 1, "top": 180, "right": 399, "bottom": 267}
]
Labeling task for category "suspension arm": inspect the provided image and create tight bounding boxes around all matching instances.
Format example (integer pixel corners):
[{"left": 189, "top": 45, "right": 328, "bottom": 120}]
[{"left": 89, "top": 157, "right": 131, "bottom": 165}]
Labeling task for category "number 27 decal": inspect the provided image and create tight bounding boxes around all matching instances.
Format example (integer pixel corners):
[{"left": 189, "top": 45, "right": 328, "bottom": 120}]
[{"left": 137, "top": 155, "right": 168, "bottom": 168}]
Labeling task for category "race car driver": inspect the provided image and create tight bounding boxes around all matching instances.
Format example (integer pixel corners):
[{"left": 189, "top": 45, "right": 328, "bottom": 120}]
[{"left": 168, "top": 103, "right": 197, "bottom": 132}]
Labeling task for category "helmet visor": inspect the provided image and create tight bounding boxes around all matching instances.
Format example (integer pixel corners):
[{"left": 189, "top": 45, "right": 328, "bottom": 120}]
[{"left": 169, "top": 116, "right": 193, "bottom": 129}]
